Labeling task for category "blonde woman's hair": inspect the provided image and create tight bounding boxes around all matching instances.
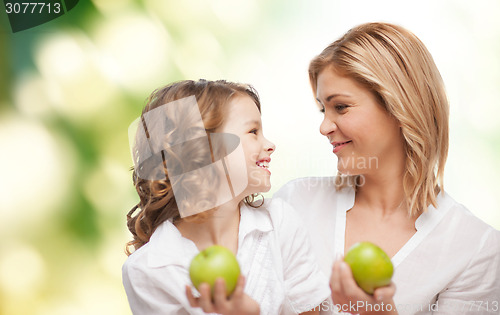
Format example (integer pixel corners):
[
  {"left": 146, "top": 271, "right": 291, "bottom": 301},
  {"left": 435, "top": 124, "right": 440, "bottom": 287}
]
[
  {"left": 125, "top": 79, "right": 262, "bottom": 255},
  {"left": 309, "top": 22, "right": 449, "bottom": 216}
]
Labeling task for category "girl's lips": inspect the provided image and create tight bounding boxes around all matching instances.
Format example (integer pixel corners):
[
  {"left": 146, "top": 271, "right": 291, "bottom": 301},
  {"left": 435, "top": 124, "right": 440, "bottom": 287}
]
[
  {"left": 331, "top": 140, "right": 352, "bottom": 153},
  {"left": 256, "top": 158, "right": 271, "bottom": 175}
]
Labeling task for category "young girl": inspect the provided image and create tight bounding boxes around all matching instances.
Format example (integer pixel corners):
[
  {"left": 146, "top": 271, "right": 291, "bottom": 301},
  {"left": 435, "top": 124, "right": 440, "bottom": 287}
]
[{"left": 122, "top": 79, "right": 330, "bottom": 315}]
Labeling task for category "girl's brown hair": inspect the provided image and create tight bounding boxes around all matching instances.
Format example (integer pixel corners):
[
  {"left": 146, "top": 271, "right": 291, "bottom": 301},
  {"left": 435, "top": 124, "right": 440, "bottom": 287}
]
[
  {"left": 125, "top": 79, "right": 261, "bottom": 255},
  {"left": 309, "top": 23, "right": 449, "bottom": 216}
]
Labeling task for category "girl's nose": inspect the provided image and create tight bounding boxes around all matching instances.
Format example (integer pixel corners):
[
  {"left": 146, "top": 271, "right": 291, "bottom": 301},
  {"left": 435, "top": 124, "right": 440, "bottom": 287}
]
[{"left": 265, "top": 138, "right": 275, "bottom": 154}]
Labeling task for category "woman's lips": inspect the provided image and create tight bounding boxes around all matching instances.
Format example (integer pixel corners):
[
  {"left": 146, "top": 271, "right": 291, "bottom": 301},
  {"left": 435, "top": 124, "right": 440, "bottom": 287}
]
[{"left": 331, "top": 140, "right": 352, "bottom": 153}]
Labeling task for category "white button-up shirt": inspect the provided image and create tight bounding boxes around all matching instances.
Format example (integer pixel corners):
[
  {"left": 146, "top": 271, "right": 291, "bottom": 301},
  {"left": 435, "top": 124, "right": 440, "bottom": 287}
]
[
  {"left": 122, "top": 198, "right": 330, "bottom": 315},
  {"left": 274, "top": 177, "right": 500, "bottom": 315}
]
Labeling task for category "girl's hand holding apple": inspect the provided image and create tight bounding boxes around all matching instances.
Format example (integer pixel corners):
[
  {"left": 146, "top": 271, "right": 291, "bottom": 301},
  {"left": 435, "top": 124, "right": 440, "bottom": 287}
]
[{"left": 186, "top": 275, "right": 260, "bottom": 315}]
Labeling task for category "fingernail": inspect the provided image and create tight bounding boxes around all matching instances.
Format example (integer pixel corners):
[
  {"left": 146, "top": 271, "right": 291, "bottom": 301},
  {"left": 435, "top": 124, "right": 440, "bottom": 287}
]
[
  {"left": 377, "top": 294, "right": 383, "bottom": 301},
  {"left": 340, "top": 262, "right": 347, "bottom": 270}
]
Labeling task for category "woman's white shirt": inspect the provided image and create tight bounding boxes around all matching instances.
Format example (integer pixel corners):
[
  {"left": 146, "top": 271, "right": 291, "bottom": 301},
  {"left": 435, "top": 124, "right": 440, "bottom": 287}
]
[
  {"left": 122, "top": 198, "right": 330, "bottom": 315},
  {"left": 274, "top": 177, "right": 500, "bottom": 315}
]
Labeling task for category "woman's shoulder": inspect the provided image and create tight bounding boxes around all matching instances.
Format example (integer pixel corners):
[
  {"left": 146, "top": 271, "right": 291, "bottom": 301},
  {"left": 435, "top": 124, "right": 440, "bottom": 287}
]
[
  {"left": 442, "top": 192, "right": 498, "bottom": 232},
  {"left": 436, "top": 192, "right": 500, "bottom": 251}
]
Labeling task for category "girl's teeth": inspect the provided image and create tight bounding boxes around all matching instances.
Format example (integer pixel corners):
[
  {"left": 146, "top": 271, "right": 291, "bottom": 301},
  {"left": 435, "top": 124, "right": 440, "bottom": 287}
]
[{"left": 257, "top": 161, "right": 269, "bottom": 168}]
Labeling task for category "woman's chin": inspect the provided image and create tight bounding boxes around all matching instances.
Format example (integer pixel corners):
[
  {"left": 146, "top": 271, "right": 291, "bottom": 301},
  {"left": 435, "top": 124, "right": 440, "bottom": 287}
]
[{"left": 337, "top": 167, "right": 362, "bottom": 176}]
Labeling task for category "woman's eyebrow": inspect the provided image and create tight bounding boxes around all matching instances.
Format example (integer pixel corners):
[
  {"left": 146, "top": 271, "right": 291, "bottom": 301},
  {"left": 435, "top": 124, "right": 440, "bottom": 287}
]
[{"left": 318, "top": 93, "right": 352, "bottom": 104}]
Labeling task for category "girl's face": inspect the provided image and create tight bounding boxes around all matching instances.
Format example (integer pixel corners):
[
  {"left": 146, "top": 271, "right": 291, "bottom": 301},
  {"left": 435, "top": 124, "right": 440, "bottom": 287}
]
[
  {"left": 316, "top": 66, "right": 404, "bottom": 176},
  {"left": 218, "top": 94, "right": 275, "bottom": 196}
]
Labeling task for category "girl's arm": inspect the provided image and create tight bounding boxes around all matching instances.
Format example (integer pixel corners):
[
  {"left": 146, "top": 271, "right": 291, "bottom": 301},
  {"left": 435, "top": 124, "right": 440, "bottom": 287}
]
[
  {"left": 186, "top": 275, "right": 260, "bottom": 315},
  {"left": 123, "top": 262, "right": 198, "bottom": 315},
  {"left": 275, "top": 199, "right": 331, "bottom": 313},
  {"left": 300, "top": 309, "right": 320, "bottom": 315}
]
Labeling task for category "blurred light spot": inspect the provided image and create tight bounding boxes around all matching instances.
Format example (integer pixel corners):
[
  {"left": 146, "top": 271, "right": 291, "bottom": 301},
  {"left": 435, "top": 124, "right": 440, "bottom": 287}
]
[
  {"left": 91, "top": 0, "right": 134, "bottom": 14},
  {"left": 83, "top": 158, "right": 135, "bottom": 215},
  {"left": 36, "top": 34, "right": 87, "bottom": 80},
  {"left": 98, "top": 232, "right": 128, "bottom": 279},
  {"left": 14, "top": 72, "right": 61, "bottom": 117},
  {"left": 93, "top": 12, "right": 171, "bottom": 93},
  {"left": 144, "top": 0, "right": 211, "bottom": 25},
  {"left": 34, "top": 32, "right": 118, "bottom": 119},
  {"left": 37, "top": 300, "right": 87, "bottom": 315},
  {"left": 209, "top": 0, "right": 258, "bottom": 29},
  {"left": 173, "top": 30, "right": 223, "bottom": 78},
  {"left": 75, "top": 275, "right": 132, "bottom": 314},
  {"left": 0, "top": 116, "right": 73, "bottom": 233},
  {"left": 0, "top": 243, "right": 46, "bottom": 296}
]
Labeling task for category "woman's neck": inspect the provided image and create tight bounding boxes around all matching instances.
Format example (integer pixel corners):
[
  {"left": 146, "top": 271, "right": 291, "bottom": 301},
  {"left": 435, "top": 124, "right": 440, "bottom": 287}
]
[
  {"left": 356, "top": 177, "right": 405, "bottom": 215},
  {"left": 354, "top": 158, "right": 410, "bottom": 217},
  {"left": 174, "top": 199, "right": 241, "bottom": 254}
]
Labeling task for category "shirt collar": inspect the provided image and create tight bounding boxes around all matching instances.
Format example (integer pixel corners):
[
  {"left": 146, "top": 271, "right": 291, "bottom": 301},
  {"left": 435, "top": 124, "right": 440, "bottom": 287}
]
[
  {"left": 147, "top": 220, "right": 198, "bottom": 268},
  {"left": 341, "top": 186, "right": 356, "bottom": 212},
  {"left": 146, "top": 202, "right": 273, "bottom": 268},
  {"left": 238, "top": 201, "right": 274, "bottom": 237},
  {"left": 341, "top": 187, "right": 452, "bottom": 231},
  {"left": 414, "top": 190, "right": 452, "bottom": 230}
]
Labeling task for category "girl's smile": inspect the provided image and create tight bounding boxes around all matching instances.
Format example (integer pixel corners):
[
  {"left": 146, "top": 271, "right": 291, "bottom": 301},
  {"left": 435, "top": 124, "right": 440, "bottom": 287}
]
[{"left": 218, "top": 94, "right": 275, "bottom": 195}]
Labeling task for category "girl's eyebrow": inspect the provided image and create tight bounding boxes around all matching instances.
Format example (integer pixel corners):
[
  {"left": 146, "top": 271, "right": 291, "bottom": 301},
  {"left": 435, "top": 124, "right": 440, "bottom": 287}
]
[{"left": 245, "top": 120, "right": 261, "bottom": 127}]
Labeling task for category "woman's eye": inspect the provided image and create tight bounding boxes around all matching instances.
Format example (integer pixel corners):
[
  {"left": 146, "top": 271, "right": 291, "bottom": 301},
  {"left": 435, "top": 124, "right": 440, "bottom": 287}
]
[
  {"left": 319, "top": 107, "right": 325, "bottom": 113},
  {"left": 249, "top": 129, "right": 258, "bottom": 135},
  {"left": 335, "top": 104, "right": 348, "bottom": 112}
]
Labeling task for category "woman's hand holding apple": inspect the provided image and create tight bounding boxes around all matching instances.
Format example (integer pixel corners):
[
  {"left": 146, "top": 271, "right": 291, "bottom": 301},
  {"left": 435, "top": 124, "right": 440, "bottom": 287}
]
[
  {"left": 330, "top": 258, "right": 397, "bottom": 314},
  {"left": 186, "top": 275, "right": 260, "bottom": 315}
]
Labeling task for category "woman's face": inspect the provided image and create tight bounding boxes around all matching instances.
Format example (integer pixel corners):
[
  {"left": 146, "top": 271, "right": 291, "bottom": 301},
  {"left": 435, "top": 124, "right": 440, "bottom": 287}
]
[
  {"left": 218, "top": 94, "right": 275, "bottom": 196},
  {"left": 316, "top": 66, "right": 404, "bottom": 176}
]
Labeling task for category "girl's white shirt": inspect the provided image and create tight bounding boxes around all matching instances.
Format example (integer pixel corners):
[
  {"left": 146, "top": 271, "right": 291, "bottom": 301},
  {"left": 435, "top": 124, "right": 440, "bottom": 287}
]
[
  {"left": 274, "top": 177, "right": 500, "bottom": 315},
  {"left": 122, "top": 198, "right": 330, "bottom": 315}
]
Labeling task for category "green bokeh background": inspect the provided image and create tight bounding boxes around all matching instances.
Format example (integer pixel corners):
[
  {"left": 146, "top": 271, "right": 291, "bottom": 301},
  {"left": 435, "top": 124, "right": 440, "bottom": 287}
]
[{"left": 1, "top": 0, "right": 499, "bottom": 314}]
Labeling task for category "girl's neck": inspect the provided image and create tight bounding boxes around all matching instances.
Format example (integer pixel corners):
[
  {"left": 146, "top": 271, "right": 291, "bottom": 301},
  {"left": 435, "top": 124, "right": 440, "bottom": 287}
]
[{"left": 174, "top": 199, "right": 241, "bottom": 254}]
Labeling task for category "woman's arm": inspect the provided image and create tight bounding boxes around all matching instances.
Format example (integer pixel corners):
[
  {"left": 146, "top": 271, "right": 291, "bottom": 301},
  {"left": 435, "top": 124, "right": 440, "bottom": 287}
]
[
  {"left": 330, "top": 258, "right": 398, "bottom": 315},
  {"left": 431, "top": 229, "right": 500, "bottom": 314}
]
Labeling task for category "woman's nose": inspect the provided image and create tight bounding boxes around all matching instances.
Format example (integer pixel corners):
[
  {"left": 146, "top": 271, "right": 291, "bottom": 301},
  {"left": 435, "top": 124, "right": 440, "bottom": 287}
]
[{"left": 320, "top": 116, "right": 337, "bottom": 136}]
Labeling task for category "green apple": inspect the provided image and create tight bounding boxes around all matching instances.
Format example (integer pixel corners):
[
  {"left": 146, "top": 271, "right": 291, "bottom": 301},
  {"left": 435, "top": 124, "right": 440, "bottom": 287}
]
[
  {"left": 344, "top": 241, "right": 393, "bottom": 294},
  {"left": 189, "top": 245, "right": 241, "bottom": 297}
]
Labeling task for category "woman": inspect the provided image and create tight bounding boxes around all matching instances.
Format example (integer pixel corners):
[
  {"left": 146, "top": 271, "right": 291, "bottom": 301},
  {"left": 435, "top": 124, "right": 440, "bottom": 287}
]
[{"left": 274, "top": 23, "right": 500, "bottom": 314}]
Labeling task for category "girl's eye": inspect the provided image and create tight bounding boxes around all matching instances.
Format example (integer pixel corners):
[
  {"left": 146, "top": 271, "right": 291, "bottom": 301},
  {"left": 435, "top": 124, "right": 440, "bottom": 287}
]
[
  {"left": 249, "top": 129, "right": 258, "bottom": 135},
  {"left": 319, "top": 106, "right": 325, "bottom": 113}
]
